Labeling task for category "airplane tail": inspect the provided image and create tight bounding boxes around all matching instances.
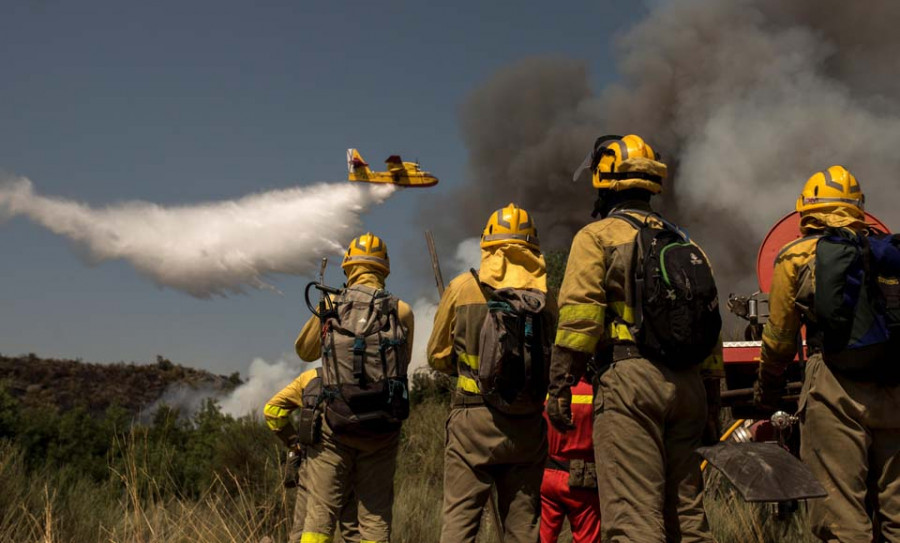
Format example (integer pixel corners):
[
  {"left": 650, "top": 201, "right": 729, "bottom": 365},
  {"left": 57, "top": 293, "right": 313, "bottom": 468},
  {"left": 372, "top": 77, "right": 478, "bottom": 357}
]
[{"left": 347, "top": 148, "right": 371, "bottom": 177}]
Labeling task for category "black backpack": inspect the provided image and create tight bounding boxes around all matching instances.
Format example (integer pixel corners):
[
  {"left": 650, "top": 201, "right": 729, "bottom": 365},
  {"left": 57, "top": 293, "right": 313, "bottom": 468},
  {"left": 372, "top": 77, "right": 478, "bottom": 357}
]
[
  {"left": 612, "top": 212, "right": 722, "bottom": 367},
  {"left": 471, "top": 270, "right": 552, "bottom": 415},
  {"left": 813, "top": 228, "right": 900, "bottom": 373}
]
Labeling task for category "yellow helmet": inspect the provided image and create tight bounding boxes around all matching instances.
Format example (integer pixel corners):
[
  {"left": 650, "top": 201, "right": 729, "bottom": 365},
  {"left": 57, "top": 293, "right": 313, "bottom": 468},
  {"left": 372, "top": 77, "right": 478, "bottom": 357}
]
[
  {"left": 481, "top": 203, "right": 540, "bottom": 250},
  {"left": 574, "top": 134, "right": 666, "bottom": 194},
  {"left": 796, "top": 165, "right": 865, "bottom": 214},
  {"left": 341, "top": 232, "right": 390, "bottom": 275}
]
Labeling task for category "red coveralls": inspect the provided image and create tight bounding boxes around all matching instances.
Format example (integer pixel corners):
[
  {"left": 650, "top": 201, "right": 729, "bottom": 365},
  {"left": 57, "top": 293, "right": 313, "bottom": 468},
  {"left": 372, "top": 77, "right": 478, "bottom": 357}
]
[{"left": 541, "top": 379, "right": 600, "bottom": 543}]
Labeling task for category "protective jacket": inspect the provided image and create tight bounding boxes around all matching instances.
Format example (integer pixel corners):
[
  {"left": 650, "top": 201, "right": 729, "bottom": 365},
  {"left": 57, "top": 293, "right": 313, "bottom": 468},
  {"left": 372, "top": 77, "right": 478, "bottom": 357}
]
[
  {"left": 554, "top": 201, "right": 724, "bottom": 377},
  {"left": 759, "top": 208, "right": 900, "bottom": 542},
  {"left": 541, "top": 378, "right": 600, "bottom": 543},
  {"left": 427, "top": 245, "right": 557, "bottom": 408},
  {"left": 545, "top": 379, "right": 594, "bottom": 463},
  {"left": 759, "top": 210, "right": 868, "bottom": 381},
  {"left": 264, "top": 368, "right": 321, "bottom": 447}
]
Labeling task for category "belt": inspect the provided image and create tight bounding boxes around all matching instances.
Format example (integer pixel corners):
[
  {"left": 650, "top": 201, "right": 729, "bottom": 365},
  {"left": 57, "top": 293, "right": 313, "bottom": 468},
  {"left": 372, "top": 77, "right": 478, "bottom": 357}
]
[
  {"left": 545, "top": 456, "right": 596, "bottom": 472},
  {"left": 590, "top": 344, "right": 643, "bottom": 387},
  {"left": 612, "top": 343, "right": 643, "bottom": 362},
  {"left": 546, "top": 457, "right": 569, "bottom": 472},
  {"left": 451, "top": 392, "right": 485, "bottom": 408}
]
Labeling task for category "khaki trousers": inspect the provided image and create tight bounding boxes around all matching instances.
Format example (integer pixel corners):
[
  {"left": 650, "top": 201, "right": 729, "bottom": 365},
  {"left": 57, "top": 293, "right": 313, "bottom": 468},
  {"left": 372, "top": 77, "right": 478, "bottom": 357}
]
[
  {"left": 800, "top": 354, "right": 900, "bottom": 543},
  {"left": 290, "top": 456, "right": 360, "bottom": 543},
  {"left": 301, "top": 423, "right": 400, "bottom": 543},
  {"left": 440, "top": 404, "right": 547, "bottom": 543},
  {"left": 593, "top": 357, "right": 713, "bottom": 543}
]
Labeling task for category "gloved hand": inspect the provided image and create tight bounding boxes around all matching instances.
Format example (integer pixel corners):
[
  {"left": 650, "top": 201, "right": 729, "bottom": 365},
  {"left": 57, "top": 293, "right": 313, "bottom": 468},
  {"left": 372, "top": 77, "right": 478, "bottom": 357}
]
[
  {"left": 283, "top": 446, "right": 303, "bottom": 489},
  {"left": 753, "top": 374, "right": 786, "bottom": 414},
  {"left": 547, "top": 386, "right": 575, "bottom": 432}
]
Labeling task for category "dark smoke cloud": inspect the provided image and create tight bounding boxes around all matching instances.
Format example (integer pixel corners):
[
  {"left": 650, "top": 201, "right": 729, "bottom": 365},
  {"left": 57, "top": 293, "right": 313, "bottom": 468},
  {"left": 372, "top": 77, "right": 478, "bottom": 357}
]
[
  {"left": 429, "top": 57, "right": 601, "bottom": 248},
  {"left": 432, "top": 0, "right": 900, "bottom": 298}
]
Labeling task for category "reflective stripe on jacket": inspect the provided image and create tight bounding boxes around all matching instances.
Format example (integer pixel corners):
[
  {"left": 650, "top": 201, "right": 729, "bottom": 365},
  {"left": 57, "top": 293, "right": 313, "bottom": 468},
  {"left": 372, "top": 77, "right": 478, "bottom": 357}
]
[{"left": 263, "top": 367, "right": 320, "bottom": 445}]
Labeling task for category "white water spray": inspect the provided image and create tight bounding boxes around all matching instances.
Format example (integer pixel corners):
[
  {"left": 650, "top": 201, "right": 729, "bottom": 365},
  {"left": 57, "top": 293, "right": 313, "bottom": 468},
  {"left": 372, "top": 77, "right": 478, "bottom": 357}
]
[{"left": 0, "top": 178, "right": 395, "bottom": 298}]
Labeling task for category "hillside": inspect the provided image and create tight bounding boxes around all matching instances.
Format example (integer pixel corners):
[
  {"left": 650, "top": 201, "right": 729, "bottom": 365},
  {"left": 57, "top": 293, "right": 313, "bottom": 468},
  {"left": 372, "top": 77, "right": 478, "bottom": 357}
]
[{"left": 0, "top": 353, "right": 240, "bottom": 417}]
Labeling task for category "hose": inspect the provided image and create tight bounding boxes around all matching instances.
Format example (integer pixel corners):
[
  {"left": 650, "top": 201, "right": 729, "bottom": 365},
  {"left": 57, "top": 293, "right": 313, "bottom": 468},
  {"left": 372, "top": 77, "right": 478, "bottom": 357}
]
[{"left": 304, "top": 281, "right": 340, "bottom": 319}]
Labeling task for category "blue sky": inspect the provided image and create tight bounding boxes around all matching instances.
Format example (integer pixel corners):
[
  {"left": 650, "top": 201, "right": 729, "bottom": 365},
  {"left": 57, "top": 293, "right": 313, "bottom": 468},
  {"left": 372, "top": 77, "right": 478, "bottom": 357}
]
[{"left": 0, "top": 1, "right": 644, "bottom": 374}]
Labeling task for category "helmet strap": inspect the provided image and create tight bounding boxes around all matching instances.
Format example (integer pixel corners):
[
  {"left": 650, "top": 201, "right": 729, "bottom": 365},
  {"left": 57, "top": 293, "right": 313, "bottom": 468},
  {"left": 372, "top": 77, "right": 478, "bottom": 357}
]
[{"left": 591, "top": 190, "right": 610, "bottom": 218}]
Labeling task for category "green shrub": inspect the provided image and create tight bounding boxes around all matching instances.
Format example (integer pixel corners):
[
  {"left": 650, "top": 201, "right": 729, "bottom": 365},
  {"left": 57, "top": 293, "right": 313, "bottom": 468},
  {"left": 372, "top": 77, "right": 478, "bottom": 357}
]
[{"left": 0, "top": 381, "right": 817, "bottom": 543}]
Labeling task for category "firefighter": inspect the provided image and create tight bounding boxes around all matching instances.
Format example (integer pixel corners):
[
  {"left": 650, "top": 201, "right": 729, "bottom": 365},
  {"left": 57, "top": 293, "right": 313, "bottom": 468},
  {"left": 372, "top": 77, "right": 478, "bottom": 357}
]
[
  {"left": 547, "top": 134, "right": 723, "bottom": 543},
  {"left": 427, "top": 203, "right": 557, "bottom": 543},
  {"left": 294, "top": 233, "right": 415, "bottom": 543},
  {"left": 754, "top": 166, "right": 900, "bottom": 542},
  {"left": 541, "top": 376, "right": 600, "bottom": 543},
  {"left": 263, "top": 368, "right": 360, "bottom": 543}
]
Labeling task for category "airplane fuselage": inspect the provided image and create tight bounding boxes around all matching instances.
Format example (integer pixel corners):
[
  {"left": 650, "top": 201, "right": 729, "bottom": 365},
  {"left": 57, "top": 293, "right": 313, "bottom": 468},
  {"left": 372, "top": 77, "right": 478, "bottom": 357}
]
[{"left": 347, "top": 149, "right": 439, "bottom": 187}]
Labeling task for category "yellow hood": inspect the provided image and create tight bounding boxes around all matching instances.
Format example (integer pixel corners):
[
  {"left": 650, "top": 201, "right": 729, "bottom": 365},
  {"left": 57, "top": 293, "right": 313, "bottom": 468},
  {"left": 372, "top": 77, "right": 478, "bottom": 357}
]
[
  {"left": 345, "top": 265, "right": 386, "bottom": 289},
  {"left": 478, "top": 243, "right": 547, "bottom": 292},
  {"left": 800, "top": 206, "right": 867, "bottom": 235}
]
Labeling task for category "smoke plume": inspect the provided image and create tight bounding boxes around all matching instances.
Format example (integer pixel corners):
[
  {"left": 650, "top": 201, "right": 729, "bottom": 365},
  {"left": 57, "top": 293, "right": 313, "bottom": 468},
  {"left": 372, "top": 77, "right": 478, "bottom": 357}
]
[
  {"left": 219, "top": 356, "right": 306, "bottom": 417},
  {"left": 141, "top": 356, "right": 307, "bottom": 420},
  {"left": 436, "top": 0, "right": 900, "bottom": 294},
  {"left": 0, "top": 178, "right": 395, "bottom": 297}
]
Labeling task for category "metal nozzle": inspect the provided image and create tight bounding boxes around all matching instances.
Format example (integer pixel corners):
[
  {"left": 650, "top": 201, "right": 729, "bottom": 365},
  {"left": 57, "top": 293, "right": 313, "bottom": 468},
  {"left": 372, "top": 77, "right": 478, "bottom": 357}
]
[
  {"left": 770, "top": 411, "right": 798, "bottom": 431},
  {"left": 731, "top": 426, "right": 753, "bottom": 443}
]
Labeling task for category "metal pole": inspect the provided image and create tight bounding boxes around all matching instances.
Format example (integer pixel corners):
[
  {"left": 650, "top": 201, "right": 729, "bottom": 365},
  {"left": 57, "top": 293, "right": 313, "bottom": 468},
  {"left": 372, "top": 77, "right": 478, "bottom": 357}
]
[
  {"left": 425, "top": 230, "right": 445, "bottom": 297},
  {"left": 720, "top": 381, "right": 802, "bottom": 401}
]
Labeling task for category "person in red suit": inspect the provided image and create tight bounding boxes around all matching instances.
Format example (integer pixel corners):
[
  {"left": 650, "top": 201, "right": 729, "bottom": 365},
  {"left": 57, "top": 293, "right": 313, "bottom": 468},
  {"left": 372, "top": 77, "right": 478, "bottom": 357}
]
[{"left": 541, "top": 378, "right": 601, "bottom": 543}]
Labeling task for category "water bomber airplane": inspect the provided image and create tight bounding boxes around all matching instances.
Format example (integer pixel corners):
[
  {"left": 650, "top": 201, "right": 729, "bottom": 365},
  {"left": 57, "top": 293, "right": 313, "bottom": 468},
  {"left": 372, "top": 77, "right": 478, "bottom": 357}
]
[{"left": 346, "top": 148, "right": 438, "bottom": 188}]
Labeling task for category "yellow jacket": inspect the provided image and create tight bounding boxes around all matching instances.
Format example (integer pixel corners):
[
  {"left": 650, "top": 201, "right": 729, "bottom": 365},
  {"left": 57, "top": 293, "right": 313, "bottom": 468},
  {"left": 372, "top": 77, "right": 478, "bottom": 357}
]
[
  {"left": 555, "top": 202, "right": 724, "bottom": 377},
  {"left": 294, "top": 267, "right": 415, "bottom": 363},
  {"left": 427, "top": 244, "right": 558, "bottom": 401},
  {"left": 263, "top": 367, "right": 320, "bottom": 447},
  {"left": 759, "top": 210, "right": 868, "bottom": 380}
]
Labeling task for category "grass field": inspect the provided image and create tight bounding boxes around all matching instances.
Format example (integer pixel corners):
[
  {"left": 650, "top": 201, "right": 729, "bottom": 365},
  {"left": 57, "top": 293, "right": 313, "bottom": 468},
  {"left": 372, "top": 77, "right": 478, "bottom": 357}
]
[{"left": 0, "top": 395, "right": 816, "bottom": 543}]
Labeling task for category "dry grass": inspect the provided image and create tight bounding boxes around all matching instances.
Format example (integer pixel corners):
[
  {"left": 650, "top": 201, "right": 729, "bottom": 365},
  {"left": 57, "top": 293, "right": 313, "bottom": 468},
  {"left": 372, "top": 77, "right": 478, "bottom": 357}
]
[
  {"left": 704, "top": 469, "right": 818, "bottom": 543},
  {"left": 0, "top": 436, "right": 294, "bottom": 543},
  {"left": 0, "top": 404, "right": 815, "bottom": 543}
]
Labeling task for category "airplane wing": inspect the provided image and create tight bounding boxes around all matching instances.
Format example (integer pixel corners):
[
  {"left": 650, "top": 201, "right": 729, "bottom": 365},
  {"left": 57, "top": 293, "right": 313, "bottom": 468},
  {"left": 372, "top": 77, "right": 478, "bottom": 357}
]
[{"left": 385, "top": 155, "right": 404, "bottom": 173}]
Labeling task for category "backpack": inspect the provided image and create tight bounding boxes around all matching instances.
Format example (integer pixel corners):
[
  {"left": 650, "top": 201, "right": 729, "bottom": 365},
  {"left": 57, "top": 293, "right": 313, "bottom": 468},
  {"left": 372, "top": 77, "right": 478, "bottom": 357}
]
[
  {"left": 611, "top": 212, "right": 722, "bottom": 368},
  {"left": 471, "top": 270, "right": 552, "bottom": 415},
  {"left": 813, "top": 228, "right": 900, "bottom": 373},
  {"left": 320, "top": 285, "right": 410, "bottom": 436},
  {"left": 871, "top": 233, "right": 900, "bottom": 341},
  {"left": 296, "top": 368, "right": 324, "bottom": 446}
]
